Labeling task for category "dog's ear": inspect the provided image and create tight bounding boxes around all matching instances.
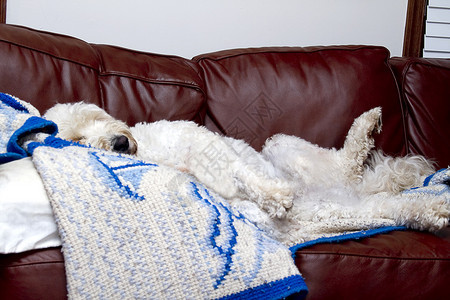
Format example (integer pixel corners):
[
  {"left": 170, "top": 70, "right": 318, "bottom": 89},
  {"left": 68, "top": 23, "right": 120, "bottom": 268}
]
[{"left": 70, "top": 136, "right": 86, "bottom": 143}]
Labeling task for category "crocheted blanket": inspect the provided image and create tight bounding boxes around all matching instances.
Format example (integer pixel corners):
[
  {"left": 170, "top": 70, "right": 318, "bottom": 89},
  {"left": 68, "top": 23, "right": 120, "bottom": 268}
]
[
  {"left": 0, "top": 93, "right": 56, "bottom": 163},
  {"left": 403, "top": 168, "right": 450, "bottom": 200},
  {"left": 1, "top": 93, "right": 307, "bottom": 299}
]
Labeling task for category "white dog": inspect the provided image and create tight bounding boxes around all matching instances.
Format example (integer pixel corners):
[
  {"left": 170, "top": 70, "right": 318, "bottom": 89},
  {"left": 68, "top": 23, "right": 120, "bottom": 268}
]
[
  {"left": 44, "top": 102, "right": 449, "bottom": 245},
  {"left": 44, "top": 102, "right": 295, "bottom": 218}
]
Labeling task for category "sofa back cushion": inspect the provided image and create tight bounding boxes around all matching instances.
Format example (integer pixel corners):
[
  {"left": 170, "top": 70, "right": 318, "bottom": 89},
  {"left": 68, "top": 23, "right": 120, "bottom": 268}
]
[
  {"left": 390, "top": 57, "right": 450, "bottom": 169},
  {"left": 195, "top": 46, "right": 404, "bottom": 154},
  {"left": 0, "top": 24, "right": 205, "bottom": 125}
]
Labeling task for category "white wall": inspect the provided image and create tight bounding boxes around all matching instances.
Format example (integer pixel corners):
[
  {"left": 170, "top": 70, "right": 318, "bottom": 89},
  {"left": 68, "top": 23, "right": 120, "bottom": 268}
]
[{"left": 6, "top": 0, "right": 408, "bottom": 58}]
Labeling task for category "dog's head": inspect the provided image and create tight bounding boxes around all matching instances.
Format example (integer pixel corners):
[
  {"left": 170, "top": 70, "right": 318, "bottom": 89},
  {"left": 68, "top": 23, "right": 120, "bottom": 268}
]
[{"left": 44, "top": 102, "right": 138, "bottom": 155}]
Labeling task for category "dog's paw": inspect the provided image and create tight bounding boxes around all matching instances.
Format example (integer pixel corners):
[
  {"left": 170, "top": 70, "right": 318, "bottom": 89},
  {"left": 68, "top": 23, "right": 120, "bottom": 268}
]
[
  {"left": 259, "top": 181, "right": 295, "bottom": 218},
  {"left": 342, "top": 107, "right": 383, "bottom": 180},
  {"left": 367, "top": 107, "right": 382, "bottom": 134},
  {"left": 399, "top": 197, "right": 450, "bottom": 232},
  {"left": 261, "top": 200, "right": 290, "bottom": 219},
  {"left": 237, "top": 173, "right": 296, "bottom": 218},
  {"left": 353, "top": 107, "right": 382, "bottom": 136}
]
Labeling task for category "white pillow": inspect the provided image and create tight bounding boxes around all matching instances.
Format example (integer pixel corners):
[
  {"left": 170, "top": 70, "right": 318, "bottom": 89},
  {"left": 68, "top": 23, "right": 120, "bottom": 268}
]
[{"left": 0, "top": 157, "right": 61, "bottom": 253}]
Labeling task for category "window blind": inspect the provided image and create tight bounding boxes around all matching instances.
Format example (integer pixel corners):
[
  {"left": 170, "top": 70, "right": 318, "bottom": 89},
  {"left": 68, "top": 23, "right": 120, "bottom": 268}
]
[{"left": 423, "top": 0, "right": 450, "bottom": 58}]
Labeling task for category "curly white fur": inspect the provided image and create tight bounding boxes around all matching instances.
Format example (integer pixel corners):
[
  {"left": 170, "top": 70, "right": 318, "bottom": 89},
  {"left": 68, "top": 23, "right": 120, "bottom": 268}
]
[
  {"left": 130, "top": 120, "right": 296, "bottom": 218},
  {"left": 44, "top": 103, "right": 450, "bottom": 245}
]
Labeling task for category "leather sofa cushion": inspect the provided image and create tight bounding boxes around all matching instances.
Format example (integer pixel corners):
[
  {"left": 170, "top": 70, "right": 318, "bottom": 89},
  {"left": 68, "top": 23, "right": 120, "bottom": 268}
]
[
  {"left": 0, "top": 25, "right": 206, "bottom": 124},
  {"left": 390, "top": 57, "right": 450, "bottom": 169},
  {"left": 194, "top": 46, "right": 404, "bottom": 155},
  {"left": 293, "top": 227, "right": 450, "bottom": 300},
  {"left": 0, "top": 248, "right": 66, "bottom": 300}
]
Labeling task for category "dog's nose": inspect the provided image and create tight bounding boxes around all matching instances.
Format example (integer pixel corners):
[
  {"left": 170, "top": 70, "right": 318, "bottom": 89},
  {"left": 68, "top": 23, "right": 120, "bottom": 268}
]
[{"left": 112, "top": 135, "right": 130, "bottom": 153}]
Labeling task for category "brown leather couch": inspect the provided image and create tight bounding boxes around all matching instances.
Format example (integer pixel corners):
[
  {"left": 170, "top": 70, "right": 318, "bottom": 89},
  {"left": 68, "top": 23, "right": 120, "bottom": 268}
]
[{"left": 0, "top": 24, "right": 449, "bottom": 300}]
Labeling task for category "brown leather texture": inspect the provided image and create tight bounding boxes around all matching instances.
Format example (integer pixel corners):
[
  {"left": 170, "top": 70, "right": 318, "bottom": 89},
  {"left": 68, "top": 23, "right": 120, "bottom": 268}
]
[
  {"left": 292, "top": 228, "right": 450, "bottom": 300},
  {"left": 0, "top": 248, "right": 66, "bottom": 300},
  {"left": 0, "top": 25, "right": 206, "bottom": 125},
  {"left": 0, "top": 24, "right": 449, "bottom": 299},
  {"left": 194, "top": 46, "right": 405, "bottom": 154},
  {"left": 390, "top": 57, "right": 450, "bottom": 169}
]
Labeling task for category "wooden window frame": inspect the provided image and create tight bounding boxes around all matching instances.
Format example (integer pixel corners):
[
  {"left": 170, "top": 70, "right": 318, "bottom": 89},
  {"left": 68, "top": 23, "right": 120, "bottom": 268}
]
[
  {"left": 0, "top": 0, "right": 6, "bottom": 24},
  {"left": 403, "top": 0, "right": 428, "bottom": 57}
]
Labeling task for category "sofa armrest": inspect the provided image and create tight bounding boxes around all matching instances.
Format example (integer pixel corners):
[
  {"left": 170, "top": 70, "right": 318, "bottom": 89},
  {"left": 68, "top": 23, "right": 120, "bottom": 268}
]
[{"left": 389, "top": 57, "right": 450, "bottom": 169}]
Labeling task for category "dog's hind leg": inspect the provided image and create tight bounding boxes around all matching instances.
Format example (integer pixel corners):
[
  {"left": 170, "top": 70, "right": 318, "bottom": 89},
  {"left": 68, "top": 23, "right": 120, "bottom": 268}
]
[
  {"left": 234, "top": 164, "right": 295, "bottom": 218},
  {"left": 226, "top": 137, "right": 296, "bottom": 218},
  {"left": 338, "top": 107, "right": 382, "bottom": 182},
  {"left": 261, "top": 108, "right": 381, "bottom": 189},
  {"left": 361, "top": 193, "right": 449, "bottom": 232},
  {"left": 183, "top": 134, "right": 294, "bottom": 218}
]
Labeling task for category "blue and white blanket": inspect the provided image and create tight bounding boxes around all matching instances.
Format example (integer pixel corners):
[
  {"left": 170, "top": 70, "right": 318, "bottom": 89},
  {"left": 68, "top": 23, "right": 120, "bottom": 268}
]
[
  {"left": 0, "top": 93, "right": 56, "bottom": 163},
  {"left": 1, "top": 93, "right": 307, "bottom": 299}
]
